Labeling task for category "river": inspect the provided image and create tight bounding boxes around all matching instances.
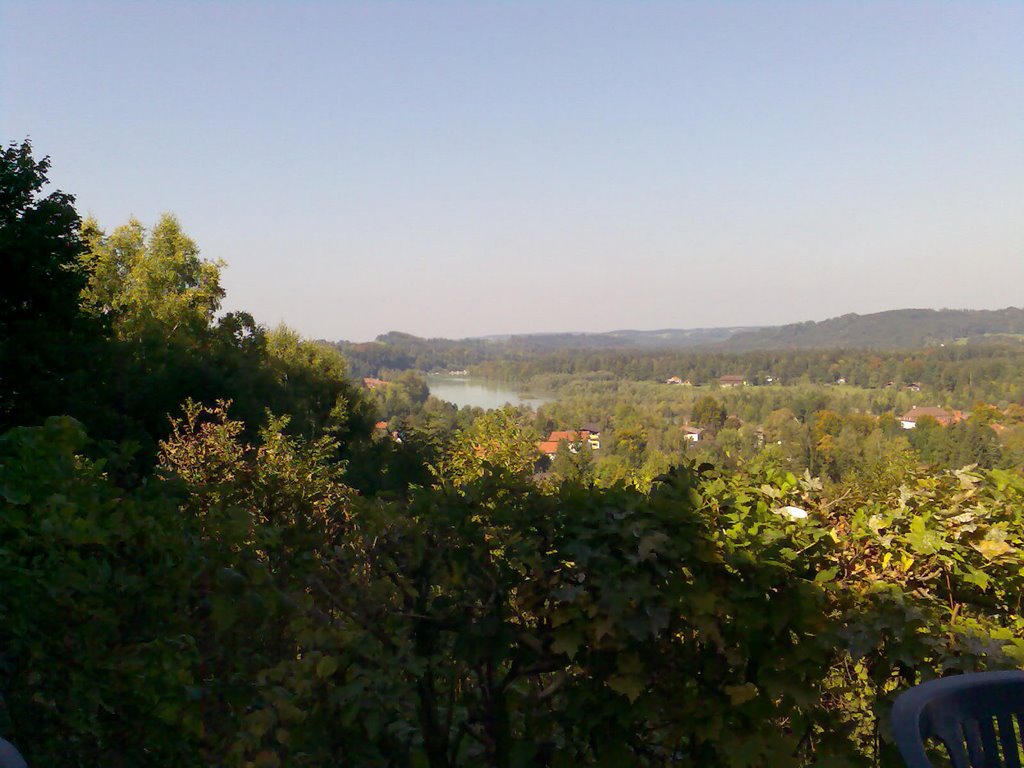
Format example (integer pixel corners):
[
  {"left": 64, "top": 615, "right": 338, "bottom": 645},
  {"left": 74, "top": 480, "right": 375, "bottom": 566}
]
[{"left": 426, "top": 375, "right": 550, "bottom": 410}]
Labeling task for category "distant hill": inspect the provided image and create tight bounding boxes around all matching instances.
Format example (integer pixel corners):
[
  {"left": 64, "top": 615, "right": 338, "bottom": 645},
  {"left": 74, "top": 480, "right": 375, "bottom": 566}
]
[
  {"left": 481, "top": 309, "right": 1024, "bottom": 351},
  {"left": 336, "top": 308, "right": 1024, "bottom": 377},
  {"left": 718, "top": 308, "right": 1024, "bottom": 350},
  {"left": 491, "top": 326, "right": 759, "bottom": 351}
]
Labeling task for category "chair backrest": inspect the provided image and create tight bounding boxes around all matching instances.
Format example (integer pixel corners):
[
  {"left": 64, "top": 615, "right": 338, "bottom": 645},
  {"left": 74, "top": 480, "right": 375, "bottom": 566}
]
[
  {"left": 892, "top": 671, "right": 1024, "bottom": 768},
  {"left": 0, "top": 738, "right": 27, "bottom": 768}
]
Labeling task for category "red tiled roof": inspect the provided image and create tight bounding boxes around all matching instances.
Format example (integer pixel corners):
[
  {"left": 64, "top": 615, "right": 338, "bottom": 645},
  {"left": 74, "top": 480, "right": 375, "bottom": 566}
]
[
  {"left": 547, "top": 430, "right": 579, "bottom": 442},
  {"left": 538, "top": 441, "right": 561, "bottom": 455},
  {"left": 901, "top": 406, "right": 964, "bottom": 426}
]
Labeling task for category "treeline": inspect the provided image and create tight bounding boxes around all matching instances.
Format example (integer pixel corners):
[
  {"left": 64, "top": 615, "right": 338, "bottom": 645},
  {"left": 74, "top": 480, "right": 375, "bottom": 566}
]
[
  {"left": 475, "top": 345, "right": 1024, "bottom": 405},
  {"left": 338, "top": 332, "right": 1024, "bottom": 407}
]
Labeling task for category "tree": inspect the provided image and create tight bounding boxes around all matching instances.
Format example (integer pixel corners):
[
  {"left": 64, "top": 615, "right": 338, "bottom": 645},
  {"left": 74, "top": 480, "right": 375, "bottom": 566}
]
[
  {"left": 441, "top": 406, "right": 540, "bottom": 484},
  {"left": 551, "top": 439, "right": 595, "bottom": 485},
  {"left": 692, "top": 395, "right": 726, "bottom": 433},
  {"left": 0, "top": 140, "right": 106, "bottom": 429},
  {"left": 969, "top": 401, "right": 1002, "bottom": 427},
  {"left": 82, "top": 213, "right": 224, "bottom": 341}
]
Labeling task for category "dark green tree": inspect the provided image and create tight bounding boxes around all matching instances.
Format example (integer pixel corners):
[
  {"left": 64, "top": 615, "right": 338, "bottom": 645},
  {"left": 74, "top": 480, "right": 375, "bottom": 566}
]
[{"left": 0, "top": 140, "right": 106, "bottom": 429}]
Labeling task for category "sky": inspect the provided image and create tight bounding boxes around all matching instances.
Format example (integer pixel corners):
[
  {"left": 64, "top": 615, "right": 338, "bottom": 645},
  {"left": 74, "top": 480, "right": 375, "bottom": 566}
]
[{"left": 2, "top": 1, "right": 1022, "bottom": 342}]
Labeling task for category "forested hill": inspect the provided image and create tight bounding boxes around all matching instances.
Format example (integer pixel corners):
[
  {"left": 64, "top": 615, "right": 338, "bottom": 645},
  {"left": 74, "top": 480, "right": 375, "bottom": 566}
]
[
  {"left": 486, "top": 326, "right": 756, "bottom": 349},
  {"left": 333, "top": 327, "right": 757, "bottom": 377},
  {"left": 718, "top": 307, "right": 1024, "bottom": 350},
  {"left": 337, "top": 308, "right": 1024, "bottom": 377}
]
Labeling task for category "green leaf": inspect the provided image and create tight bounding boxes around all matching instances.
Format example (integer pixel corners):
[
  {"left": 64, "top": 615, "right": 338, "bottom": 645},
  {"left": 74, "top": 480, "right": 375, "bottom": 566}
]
[
  {"left": 638, "top": 532, "right": 669, "bottom": 560},
  {"left": 815, "top": 566, "right": 839, "bottom": 583},
  {"left": 906, "top": 515, "right": 943, "bottom": 555},
  {"left": 607, "top": 674, "right": 645, "bottom": 703},
  {"left": 316, "top": 655, "right": 339, "bottom": 679},
  {"left": 0, "top": 486, "right": 30, "bottom": 505},
  {"left": 551, "top": 628, "right": 583, "bottom": 660},
  {"left": 963, "top": 568, "right": 990, "bottom": 590},
  {"left": 724, "top": 682, "right": 759, "bottom": 706}
]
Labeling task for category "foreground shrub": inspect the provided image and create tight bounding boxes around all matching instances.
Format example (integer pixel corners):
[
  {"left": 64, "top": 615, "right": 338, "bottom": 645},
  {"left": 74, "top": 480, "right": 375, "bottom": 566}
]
[{"left": 3, "top": 410, "right": 1024, "bottom": 766}]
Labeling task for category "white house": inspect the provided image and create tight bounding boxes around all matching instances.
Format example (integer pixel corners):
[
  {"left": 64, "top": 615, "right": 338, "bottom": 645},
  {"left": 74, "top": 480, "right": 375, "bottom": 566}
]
[{"left": 682, "top": 425, "right": 703, "bottom": 442}]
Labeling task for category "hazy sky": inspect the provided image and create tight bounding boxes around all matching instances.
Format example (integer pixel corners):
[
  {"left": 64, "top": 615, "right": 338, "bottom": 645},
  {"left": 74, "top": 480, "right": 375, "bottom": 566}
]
[{"left": 2, "top": 2, "right": 1021, "bottom": 341}]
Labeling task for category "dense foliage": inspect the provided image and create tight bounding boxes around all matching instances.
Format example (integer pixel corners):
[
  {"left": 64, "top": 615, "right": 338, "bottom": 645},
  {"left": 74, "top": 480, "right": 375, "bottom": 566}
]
[{"left": 6, "top": 410, "right": 1024, "bottom": 766}]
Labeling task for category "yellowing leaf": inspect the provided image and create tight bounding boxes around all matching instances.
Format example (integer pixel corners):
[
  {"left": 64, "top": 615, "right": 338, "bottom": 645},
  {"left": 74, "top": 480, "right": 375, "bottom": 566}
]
[{"left": 975, "top": 540, "right": 1014, "bottom": 560}]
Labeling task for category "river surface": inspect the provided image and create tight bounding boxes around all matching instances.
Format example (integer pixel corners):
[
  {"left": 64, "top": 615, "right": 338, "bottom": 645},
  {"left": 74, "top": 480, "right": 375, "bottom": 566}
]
[{"left": 426, "top": 375, "right": 550, "bottom": 410}]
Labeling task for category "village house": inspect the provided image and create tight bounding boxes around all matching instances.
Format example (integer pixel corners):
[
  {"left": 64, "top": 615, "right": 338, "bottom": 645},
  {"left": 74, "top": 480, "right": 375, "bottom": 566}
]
[
  {"left": 362, "top": 377, "right": 389, "bottom": 390},
  {"left": 681, "top": 425, "right": 703, "bottom": 442},
  {"left": 899, "top": 406, "right": 965, "bottom": 429},
  {"left": 537, "top": 425, "right": 602, "bottom": 456},
  {"left": 666, "top": 376, "right": 692, "bottom": 386},
  {"left": 537, "top": 441, "right": 562, "bottom": 458},
  {"left": 580, "top": 423, "right": 602, "bottom": 449},
  {"left": 718, "top": 374, "right": 746, "bottom": 388},
  {"left": 538, "top": 431, "right": 581, "bottom": 458}
]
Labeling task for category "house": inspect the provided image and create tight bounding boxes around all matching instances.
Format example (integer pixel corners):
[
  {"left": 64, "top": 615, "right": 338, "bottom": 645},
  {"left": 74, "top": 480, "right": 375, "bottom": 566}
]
[
  {"left": 537, "top": 441, "right": 562, "bottom": 457},
  {"left": 548, "top": 430, "right": 579, "bottom": 443},
  {"left": 899, "top": 406, "right": 965, "bottom": 429},
  {"left": 374, "top": 420, "right": 389, "bottom": 431},
  {"left": 538, "top": 431, "right": 582, "bottom": 457},
  {"left": 362, "top": 377, "right": 389, "bottom": 390},
  {"left": 666, "top": 376, "right": 684, "bottom": 385},
  {"left": 718, "top": 375, "right": 746, "bottom": 387},
  {"left": 579, "top": 423, "right": 602, "bottom": 449},
  {"left": 538, "top": 426, "right": 602, "bottom": 456},
  {"left": 681, "top": 425, "right": 703, "bottom": 443}
]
